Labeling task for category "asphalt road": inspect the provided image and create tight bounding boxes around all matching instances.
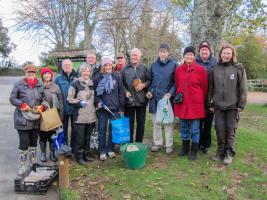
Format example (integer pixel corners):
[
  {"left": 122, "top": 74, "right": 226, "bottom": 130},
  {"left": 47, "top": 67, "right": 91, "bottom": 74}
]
[{"left": 0, "top": 76, "right": 59, "bottom": 200}]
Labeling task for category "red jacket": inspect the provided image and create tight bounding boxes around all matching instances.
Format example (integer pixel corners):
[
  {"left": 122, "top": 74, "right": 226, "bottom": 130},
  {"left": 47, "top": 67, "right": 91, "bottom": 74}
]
[{"left": 174, "top": 61, "right": 208, "bottom": 119}]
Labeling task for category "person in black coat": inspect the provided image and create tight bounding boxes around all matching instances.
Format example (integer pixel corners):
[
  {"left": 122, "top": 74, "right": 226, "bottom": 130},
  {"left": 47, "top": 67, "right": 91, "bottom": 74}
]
[{"left": 121, "top": 48, "right": 151, "bottom": 143}]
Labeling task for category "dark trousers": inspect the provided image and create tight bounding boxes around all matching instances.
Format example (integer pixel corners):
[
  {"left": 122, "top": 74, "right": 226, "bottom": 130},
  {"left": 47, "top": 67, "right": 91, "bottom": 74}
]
[
  {"left": 124, "top": 106, "right": 146, "bottom": 143},
  {"left": 199, "top": 112, "right": 214, "bottom": 148},
  {"left": 39, "top": 131, "right": 54, "bottom": 143},
  {"left": 98, "top": 109, "right": 116, "bottom": 154},
  {"left": 63, "top": 114, "right": 75, "bottom": 148},
  {"left": 214, "top": 109, "right": 239, "bottom": 157},
  {"left": 74, "top": 123, "right": 94, "bottom": 160},
  {"left": 17, "top": 129, "right": 39, "bottom": 150}
]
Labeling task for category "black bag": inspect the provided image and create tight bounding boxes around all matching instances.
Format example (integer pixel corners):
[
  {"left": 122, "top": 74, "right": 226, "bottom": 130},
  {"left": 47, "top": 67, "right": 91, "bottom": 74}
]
[{"left": 174, "top": 93, "right": 183, "bottom": 104}]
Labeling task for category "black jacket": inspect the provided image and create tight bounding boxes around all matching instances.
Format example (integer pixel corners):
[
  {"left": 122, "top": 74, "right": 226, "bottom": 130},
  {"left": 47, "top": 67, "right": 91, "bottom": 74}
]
[
  {"left": 121, "top": 63, "right": 151, "bottom": 107},
  {"left": 93, "top": 73, "right": 125, "bottom": 112}
]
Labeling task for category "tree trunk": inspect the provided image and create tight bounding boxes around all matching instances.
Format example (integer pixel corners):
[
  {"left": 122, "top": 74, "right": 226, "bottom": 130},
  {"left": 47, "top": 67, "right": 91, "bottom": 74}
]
[{"left": 190, "top": 0, "right": 225, "bottom": 53}]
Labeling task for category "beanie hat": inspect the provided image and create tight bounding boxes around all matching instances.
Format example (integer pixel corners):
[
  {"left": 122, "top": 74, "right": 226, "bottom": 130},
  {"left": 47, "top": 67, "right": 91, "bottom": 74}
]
[
  {"left": 183, "top": 46, "right": 195, "bottom": 57},
  {"left": 101, "top": 57, "right": 113, "bottom": 66},
  {"left": 199, "top": 41, "right": 211, "bottom": 52},
  {"left": 40, "top": 67, "right": 54, "bottom": 79},
  {"left": 23, "top": 64, "right": 38, "bottom": 73},
  {"left": 159, "top": 43, "right": 169, "bottom": 51}
]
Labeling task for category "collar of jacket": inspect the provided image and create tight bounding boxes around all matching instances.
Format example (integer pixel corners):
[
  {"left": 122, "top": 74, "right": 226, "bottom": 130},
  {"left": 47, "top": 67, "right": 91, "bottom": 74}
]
[
  {"left": 78, "top": 77, "right": 93, "bottom": 86},
  {"left": 183, "top": 60, "right": 196, "bottom": 71},
  {"left": 157, "top": 57, "right": 171, "bottom": 65},
  {"left": 44, "top": 81, "right": 53, "bottom": 89},
  {"left": 62, "top": 70, "right": 77, "bottom": 80},
  {"left": 21, "top": 78, "right": 42, "bottom": 87},
  {"left": 196, "top": 54, "right": 214, "bottom": 64},
  {"left": 219, "top": 61, "right": 233, "bottom": 67},
  {"left": 129, "top": 63, "right": 142, "bottom": 69}
]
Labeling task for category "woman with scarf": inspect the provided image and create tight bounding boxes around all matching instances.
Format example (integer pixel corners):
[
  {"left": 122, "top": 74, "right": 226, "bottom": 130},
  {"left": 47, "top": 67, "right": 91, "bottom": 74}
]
[
  {"left": 93, "top": 57, "right": 125, "bottom": 161},
  {"left": 9, "top": 64, "right": 45, "bottom": 176},
  {"left": 67, "top": 63, "right": 97, "bottom": 165},
  {"left": 39, "top": 67, "right": 63, "bottom": 162}
]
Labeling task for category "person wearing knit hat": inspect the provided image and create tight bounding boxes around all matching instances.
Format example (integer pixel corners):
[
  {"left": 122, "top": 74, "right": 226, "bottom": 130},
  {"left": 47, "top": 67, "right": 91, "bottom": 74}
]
[
  {"left": 94, "top": 56, "right": 125, "bottom": 161},
  {"left": 9, "top": 63, "right": 45, "bottom": 176},
  {"left": 40, "top": 67, "right": 54, "bottom": 80},
  {"left": 173, "top": 45, "right": 208, "bottom": 161},
  {"left": 195, "top": 41, "right": 217, "bottom": 154},
  {"left": 101, "top": 56, "right": 113, "bottom": 67},
  {"left": 183, "top": 45, "right": 196, "bottom": 57},
  {"left": 39, "top": 66, "right": 63, "bottom": 163},
  {"left": 148, "top": 42, "right": 177, "bottom": 155},
  {"left": 159, "top": 43, "right": 170, "bottom": 52}
]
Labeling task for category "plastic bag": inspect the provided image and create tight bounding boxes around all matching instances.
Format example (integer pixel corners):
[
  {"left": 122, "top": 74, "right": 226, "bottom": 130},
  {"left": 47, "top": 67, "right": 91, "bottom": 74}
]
[
  {"left": 52, "top": 128, "right": 66, "bottom": 150},
  {"left": 111, "top": 115, "right": 130, "bottom": 144},
  {"left": 155, "top": 97, "right": 174, "bottom": 125}
]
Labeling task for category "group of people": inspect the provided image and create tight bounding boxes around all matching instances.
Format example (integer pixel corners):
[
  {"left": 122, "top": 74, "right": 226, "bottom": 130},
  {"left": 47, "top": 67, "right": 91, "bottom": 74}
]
[{"left": 10, "top": 41, "right": 247, "bottom": 176}]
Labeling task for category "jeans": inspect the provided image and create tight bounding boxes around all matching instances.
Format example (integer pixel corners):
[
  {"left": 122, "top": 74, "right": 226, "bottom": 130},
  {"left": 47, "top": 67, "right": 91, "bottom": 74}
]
[
  {"left": 63, "top": 114, "right": 75, "bottom": 148},
  {"left": 98, "top": 109, "right": 117, "bottom": 154},
  {"left": 180, "top": 119, "right": 200, "bottom": 143},
  {"left": 124, "top": 106, "right": 146, "bottom": 142},
  {"left": 17, "top": 129, "right": 39, "bottom": 150}
]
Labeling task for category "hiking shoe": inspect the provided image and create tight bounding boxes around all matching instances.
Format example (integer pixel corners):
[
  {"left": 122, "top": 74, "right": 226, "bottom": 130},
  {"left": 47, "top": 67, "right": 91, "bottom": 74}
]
[
  {"left": 77, "top": 158, "right": 86, "bottom": 165},
  {"left": 223, "top": 154, "right": 233, "bottom": 165},
  {"left": 202, "top": 147, "right": 209, "bottom": 154},
  {"left": 151, "top": 145, "right": 160, "bottom": 152},
  {"left": 166, "top": 147, "right": 173, "bottom": 155},
  {"left": 100, "top": 153, "right": 107, "bottom": 161},
  {"left": 107, "top": 151, "right": 116, "bottom": 158}
]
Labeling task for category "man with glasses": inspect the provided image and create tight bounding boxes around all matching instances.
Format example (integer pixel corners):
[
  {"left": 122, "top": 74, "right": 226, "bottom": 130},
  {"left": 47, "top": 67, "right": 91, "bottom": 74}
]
[{"left": 115, "top": 52, "right": 126, "bottom": 72}]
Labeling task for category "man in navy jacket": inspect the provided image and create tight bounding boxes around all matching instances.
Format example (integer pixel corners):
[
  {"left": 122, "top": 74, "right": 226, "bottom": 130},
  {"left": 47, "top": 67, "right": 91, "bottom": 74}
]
[{"left": 147, "top": 43, "right": 177, "bottom": 154}]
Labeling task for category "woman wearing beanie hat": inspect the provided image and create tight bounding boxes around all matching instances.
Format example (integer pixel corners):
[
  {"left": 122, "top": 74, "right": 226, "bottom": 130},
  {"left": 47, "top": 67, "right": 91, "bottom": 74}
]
[
  {"left": 39, "top": 67, "right": 63, "bottom": 162},
  {"left": 93, "top": 57, "right": 125, "bottom": 161},
  {"left": 174, "top": 46, "right": 208, "bottom": 161},
  {"left": 9, "top": 64, "right": 45, "bottom": 176}
]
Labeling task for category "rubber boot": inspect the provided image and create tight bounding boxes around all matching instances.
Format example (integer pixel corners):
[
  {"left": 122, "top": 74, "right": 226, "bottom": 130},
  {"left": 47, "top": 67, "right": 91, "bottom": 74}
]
[
  {"left": 49, "top": 143, "right": 57, "bottom": 162},
  {"left": 39, "top": 142, "right": 47, "bottom": 162},
  {"left": 18, "top": 150, "right": 28, "bottom": 176},
  {"left": 178, "top": 140, "right": 190, "bottom": 156},
  {"left": 29, "top": 147, "right": 37, "bottom": 168},
  {"left": 189, "top": 142, "right": 198, "bottom": 160}
]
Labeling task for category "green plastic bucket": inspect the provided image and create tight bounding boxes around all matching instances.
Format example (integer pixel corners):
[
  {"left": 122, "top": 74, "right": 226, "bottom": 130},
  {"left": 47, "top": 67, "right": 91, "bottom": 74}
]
[{"left": 120, "top": 143, "right": 147, "bottom": 169}]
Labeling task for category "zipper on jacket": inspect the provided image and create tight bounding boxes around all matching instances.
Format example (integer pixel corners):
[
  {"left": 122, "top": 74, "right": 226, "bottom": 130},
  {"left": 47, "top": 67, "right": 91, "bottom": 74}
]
[{"left": 223, "top": 67, "right": 225, "bottom": 101}]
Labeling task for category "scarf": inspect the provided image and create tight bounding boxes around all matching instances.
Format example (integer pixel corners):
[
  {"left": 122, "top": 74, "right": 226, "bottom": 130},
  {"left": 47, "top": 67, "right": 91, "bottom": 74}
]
[
  {"left": 96, "top": 74, "right": 114, "bottom": 96},
  {"left": 25, "top": 78, "right": 38, "bottom": 88}
]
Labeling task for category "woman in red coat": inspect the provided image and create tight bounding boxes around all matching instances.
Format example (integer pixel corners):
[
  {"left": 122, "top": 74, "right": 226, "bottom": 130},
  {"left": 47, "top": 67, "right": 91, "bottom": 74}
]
[{"left": 174, "top": 46, "right": 208, "bottom": 160}]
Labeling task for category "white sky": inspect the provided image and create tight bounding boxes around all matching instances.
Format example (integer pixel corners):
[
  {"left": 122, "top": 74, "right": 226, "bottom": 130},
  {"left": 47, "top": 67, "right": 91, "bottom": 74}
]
[{"left": 0, "top": 0, "right": 267, "bottom": 66}]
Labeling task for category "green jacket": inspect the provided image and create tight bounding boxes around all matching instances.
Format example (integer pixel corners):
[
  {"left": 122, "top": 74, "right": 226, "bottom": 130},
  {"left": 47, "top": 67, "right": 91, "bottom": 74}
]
[{"left": 208, "top": 62, "right": 247, "bottom": 110}]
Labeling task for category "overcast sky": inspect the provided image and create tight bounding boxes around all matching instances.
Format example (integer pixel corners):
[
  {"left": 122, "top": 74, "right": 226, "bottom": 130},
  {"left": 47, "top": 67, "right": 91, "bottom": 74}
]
[{"left": 1, "top": 0, "right": 267, "bottom": 66}]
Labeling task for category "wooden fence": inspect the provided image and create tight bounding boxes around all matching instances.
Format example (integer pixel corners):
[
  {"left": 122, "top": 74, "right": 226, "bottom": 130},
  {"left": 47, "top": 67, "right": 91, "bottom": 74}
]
[{"left": 248, "top": 79, "right": 267, "bottom": 92}]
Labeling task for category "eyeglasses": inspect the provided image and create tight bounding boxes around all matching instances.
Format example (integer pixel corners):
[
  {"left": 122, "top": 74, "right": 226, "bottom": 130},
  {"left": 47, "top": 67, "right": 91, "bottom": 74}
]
[
  {"left": 117, "top": 57, "right": 124, "bottom": 59},
  {"left": 26, "top": 71, "right": 36, "bottom": 74}
]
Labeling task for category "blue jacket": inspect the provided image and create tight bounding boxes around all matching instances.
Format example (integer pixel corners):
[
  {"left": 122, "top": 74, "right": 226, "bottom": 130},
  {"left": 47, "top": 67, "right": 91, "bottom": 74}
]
[
  {"left": 54, "top": 70, "right": 78, "bottom": 115},
  {"left": 195, "top": 54, "right": 217, "bottom": 74},
  {"left": 149, "top": 57, "right": 177, "bottom": 113}
]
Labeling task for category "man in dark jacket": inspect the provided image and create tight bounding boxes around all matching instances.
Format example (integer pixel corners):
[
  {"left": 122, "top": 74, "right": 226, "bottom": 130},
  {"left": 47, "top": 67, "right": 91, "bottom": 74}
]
[
  {"left": 121, "top": 48, "right": 151, "bottom": 142},
  {"left": 86, "top": 51, "right": 101, "bottom": 79},
  {"left": 196, "top": 41, "right": 217, "bottom": 154},
  {"left": 54, "top": 59, "right": 78, "bottom": 148},
  {"left": 147, "top": 43, "right": 176, "bottom": 154}
]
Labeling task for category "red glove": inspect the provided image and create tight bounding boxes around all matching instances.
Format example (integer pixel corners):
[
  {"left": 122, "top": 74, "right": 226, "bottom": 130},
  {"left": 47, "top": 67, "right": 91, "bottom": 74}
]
[
  {"left": 34, "top": 105, "right": 45, "bottom": 113},
  {"left": 21, "top": 103, "right": 30, "bottom": 111}
]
